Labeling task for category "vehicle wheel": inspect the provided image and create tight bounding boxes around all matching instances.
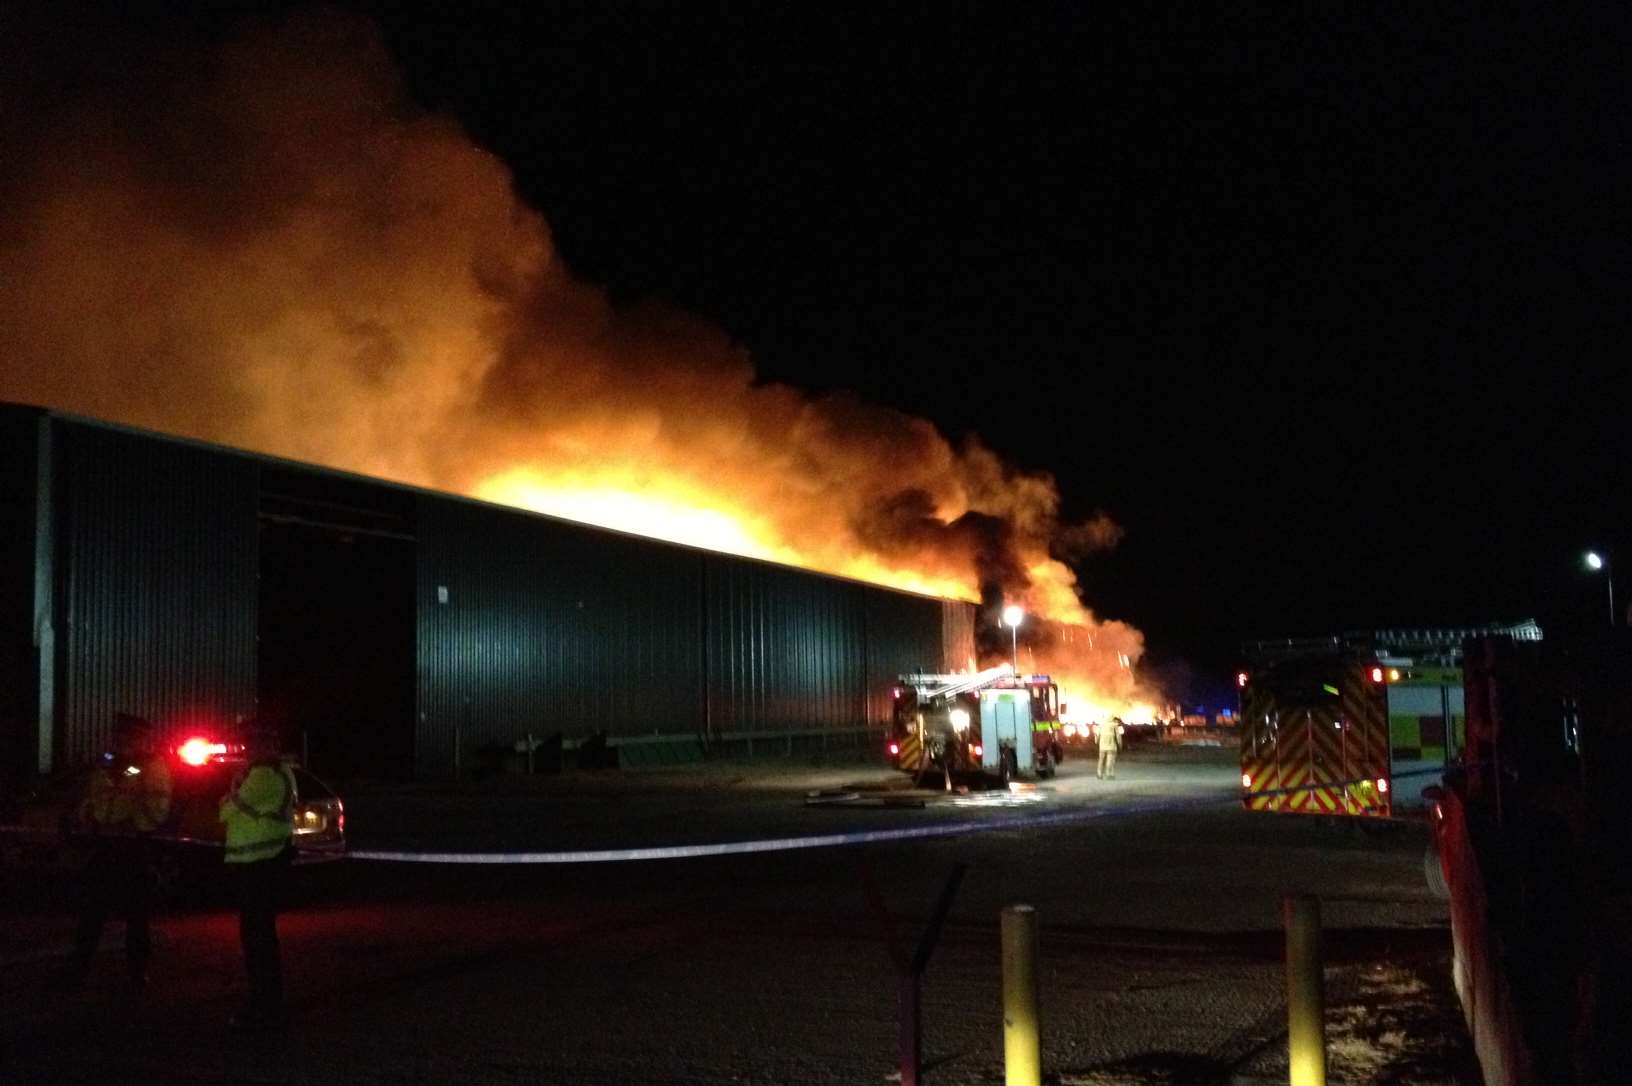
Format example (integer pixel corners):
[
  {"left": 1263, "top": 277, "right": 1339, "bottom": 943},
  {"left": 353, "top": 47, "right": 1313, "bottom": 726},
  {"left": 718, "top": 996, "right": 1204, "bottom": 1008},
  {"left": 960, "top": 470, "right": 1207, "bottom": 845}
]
[
  {"left": 999, "top": 749, "right": 1018, "bottom": 785},
  {"left": 1038, "top": 748, "right": 1057, "bottom": 779},
  {"left": 1424, "top": 838, "right": 1449, "bottom": 900}
]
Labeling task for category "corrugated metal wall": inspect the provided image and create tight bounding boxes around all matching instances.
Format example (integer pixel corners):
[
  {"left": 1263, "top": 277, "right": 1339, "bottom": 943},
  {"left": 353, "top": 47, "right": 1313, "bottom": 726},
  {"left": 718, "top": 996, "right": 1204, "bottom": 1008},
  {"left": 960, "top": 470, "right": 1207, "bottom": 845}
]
[
  {"left": 416, "top": 496, "right": 706, "bottom": 775},
  {"left": 0, "top": 406, "right": 42, "bottom": 782},
  {"left": 54, "top": 421, "right": 260, "bottom": 765},
  {"left": 18, "top": 409, "right": 970, "bottom": 779},
  {"left": 942, "top": 599, "right": 977, "bottom": 674},
  {"left": 863, "top": 588, "right": 952, "bottom": 725},
  {"left": 416, "top": 493, "right": 962, "bottom": 775},
  {"left": 701, "top": 557, "right": 867, "bottom": 736}
]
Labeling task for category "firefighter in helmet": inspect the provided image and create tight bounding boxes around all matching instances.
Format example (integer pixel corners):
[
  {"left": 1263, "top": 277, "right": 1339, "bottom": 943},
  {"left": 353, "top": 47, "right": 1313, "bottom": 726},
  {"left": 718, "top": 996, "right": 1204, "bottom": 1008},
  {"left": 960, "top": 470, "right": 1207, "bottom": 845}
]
[
  {"left": 1097, "top": 717, "right": 1125, "bottom": 780},
  {"left": 219, "top": 722, "right": 297, "bottom": 1029},
  {"left": 62, "top": 712, "right": 172, "bottom": 990}
]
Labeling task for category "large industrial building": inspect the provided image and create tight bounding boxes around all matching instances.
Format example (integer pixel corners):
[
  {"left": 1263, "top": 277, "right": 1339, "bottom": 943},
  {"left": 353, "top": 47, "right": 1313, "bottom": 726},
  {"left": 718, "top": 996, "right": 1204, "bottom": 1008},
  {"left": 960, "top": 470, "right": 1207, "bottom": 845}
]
[{"left": 0, "top": 403, "right": 976, "bottom": 783}]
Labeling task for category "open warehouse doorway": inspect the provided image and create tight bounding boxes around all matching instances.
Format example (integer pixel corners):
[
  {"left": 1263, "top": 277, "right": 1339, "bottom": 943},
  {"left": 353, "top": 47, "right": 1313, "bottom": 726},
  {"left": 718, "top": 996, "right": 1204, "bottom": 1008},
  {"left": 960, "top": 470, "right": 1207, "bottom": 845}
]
[{"left": 257, "top": 468, "right": 417, "bottom": 780}]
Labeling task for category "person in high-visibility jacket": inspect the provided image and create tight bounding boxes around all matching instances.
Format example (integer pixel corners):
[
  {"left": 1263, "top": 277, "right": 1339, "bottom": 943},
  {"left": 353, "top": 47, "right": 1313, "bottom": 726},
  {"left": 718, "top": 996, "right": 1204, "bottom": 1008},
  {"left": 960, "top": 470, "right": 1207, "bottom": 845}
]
[
  {"left": 64, "top": 712, "right": 172, "bottom": 990},
  {"left": 219, "top": 725, "right": 296, "bottom": 1029},
  {"left": 1096, "top": 719, "right": 1124, "bottom": 780}
]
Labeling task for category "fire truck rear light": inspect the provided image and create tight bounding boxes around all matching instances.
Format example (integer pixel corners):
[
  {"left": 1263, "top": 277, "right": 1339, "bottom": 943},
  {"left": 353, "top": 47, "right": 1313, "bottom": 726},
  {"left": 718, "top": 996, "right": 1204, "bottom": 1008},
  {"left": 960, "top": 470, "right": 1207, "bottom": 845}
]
[
  {"left": 888, "top": 742, "right": 900, "bottom": 755},
  {"left": 1377, "top": 778, "right": 1389, "bottom": 794},
  {"left": 1369, "top": 666, "right": 1385, "bottom": 683},
  {"left": 1241, "top": 772, "right": 1252, "bottom": 789},
  {"left": 971, "top": 744, "right": 983, "bottom": 757}
]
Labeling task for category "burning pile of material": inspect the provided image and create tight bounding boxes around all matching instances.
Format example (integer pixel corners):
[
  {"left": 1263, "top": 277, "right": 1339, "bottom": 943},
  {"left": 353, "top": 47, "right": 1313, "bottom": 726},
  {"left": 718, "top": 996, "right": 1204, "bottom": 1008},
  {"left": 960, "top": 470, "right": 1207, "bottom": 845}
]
[{"left": 0, "top": 9, "right": 1154, "bottom": 712}]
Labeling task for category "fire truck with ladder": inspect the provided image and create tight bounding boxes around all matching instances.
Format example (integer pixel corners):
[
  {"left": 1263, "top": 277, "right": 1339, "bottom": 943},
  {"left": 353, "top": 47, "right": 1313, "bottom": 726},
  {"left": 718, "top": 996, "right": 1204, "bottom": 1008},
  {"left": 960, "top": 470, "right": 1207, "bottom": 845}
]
[
  {"left": 1237, "top": 621, "right": 1540, "bottom": 817},
  {"left": 887, "top": 666, "right": 1066, "bottom": 782}
]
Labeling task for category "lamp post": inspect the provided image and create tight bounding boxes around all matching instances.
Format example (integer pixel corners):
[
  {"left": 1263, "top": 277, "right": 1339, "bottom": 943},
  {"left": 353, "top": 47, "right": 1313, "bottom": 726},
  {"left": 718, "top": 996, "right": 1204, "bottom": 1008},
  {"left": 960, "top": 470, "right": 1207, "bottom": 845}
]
[
  {"left": 1585, "top": 551, "right": 1616, "bottom": 628},
  {"left": 1002, "top": 605, "right": 1024, "bottom": 674}
]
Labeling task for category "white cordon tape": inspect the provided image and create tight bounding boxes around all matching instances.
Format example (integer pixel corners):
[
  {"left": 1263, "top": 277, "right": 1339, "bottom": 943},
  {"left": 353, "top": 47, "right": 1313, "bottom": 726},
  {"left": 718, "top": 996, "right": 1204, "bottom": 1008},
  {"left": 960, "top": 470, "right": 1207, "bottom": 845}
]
[{"left": 347, "top": 794, "right": 1224, "bottom": 865}]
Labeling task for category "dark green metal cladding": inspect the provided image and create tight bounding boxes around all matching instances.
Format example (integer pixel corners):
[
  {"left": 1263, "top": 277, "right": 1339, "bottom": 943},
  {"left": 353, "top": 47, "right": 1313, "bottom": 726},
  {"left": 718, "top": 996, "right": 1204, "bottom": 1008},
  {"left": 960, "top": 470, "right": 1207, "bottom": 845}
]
[
  {"left": 53, "top": 420, "right": 261, "bottom": 766},
  {"left": 416, "top": 495, "right": 707, "bottom": 776},
  {"left": 416, "top": 491, "right": 962, "bottom": 775},
  {"left": 3, "top": 405, "right": 973, "bottom": 781}
]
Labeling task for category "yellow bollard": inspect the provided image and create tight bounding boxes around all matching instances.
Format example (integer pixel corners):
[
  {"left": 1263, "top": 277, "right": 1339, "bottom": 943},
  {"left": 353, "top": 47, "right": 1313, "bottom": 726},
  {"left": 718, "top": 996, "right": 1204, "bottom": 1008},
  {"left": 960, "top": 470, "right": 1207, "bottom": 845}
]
[
  {"left": 1001, "top": 904, "right": 1041, "bottom": 1086},
  {"left": 1284, "top": 895, "right": 1326, "bottom": 1086}
]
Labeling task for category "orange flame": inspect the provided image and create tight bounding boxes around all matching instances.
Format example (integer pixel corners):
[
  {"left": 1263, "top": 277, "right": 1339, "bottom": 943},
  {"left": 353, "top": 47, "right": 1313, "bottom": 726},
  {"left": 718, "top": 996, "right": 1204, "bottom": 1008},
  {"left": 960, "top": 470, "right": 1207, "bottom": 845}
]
[{"left": 477, "top": 466, "right": 978, "bottom": 601}]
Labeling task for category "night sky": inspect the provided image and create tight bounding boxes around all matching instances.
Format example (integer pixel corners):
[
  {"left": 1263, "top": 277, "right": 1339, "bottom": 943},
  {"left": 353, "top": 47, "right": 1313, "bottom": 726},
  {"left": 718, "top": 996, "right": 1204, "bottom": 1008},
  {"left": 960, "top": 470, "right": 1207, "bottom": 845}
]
[{"left": 14, "top": 3, "right": 1629, "bottom": 706}]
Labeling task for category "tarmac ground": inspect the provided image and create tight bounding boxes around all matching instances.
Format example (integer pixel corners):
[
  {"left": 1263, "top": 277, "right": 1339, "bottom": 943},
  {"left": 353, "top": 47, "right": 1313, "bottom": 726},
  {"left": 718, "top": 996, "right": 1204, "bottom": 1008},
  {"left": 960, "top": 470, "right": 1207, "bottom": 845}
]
[{"left": 0, "top": 745, "right": 1479, "bottom": 1084}]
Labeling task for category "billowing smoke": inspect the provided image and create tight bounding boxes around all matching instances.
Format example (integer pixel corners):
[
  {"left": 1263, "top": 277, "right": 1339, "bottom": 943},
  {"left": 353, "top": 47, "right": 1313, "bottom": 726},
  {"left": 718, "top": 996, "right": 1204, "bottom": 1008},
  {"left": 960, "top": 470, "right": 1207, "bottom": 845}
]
[{"left": 0, "top": 8, "right": 1156, "bottom": 709}]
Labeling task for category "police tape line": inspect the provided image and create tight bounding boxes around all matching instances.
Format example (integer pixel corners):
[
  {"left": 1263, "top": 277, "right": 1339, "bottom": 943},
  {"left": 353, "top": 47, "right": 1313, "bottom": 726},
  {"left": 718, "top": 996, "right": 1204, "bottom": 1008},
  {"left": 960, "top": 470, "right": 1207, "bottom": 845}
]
[
  {"left": 1243, "top": 763, "right": 1454, "bottom": 802},
  {"left": 7, "top": 767, "right": 1461, "bottom": 867},
  {"left": 345, "top": 794, "right": 1227, "bottom": 865}
]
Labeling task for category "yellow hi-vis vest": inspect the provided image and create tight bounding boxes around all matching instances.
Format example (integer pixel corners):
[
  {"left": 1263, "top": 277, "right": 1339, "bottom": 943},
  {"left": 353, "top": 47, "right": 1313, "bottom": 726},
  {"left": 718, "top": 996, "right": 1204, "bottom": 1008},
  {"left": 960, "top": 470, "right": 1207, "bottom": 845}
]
[
  {"left": 80, "top": 753, "right": 173, "bottom": 834},
  {"left": 219, "top": 762, "right": 296, "bottom": 864}
]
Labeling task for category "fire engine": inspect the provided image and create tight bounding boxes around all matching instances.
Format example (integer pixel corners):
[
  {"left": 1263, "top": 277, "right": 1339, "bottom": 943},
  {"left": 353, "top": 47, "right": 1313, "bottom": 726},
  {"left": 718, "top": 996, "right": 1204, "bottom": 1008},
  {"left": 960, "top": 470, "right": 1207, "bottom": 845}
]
[
  {"left": 1237, "top": 621, "right": 1537, "bottom": 817},
  {"left": 887, "top": 666, "right": 1065, "bottom": 782}
]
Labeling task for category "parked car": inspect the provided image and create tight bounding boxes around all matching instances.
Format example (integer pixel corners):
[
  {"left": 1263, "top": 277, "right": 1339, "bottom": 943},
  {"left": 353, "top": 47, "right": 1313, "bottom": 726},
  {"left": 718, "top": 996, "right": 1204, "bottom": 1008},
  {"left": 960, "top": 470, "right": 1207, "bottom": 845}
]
[{"left": 1, "top": 734, "right": 344, "bottom": 901}]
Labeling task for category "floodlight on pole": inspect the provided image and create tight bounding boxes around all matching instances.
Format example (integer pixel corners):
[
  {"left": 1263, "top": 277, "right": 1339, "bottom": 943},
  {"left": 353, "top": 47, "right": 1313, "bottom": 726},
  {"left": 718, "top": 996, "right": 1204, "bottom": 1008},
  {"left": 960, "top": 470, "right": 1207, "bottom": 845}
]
[
  {"left": 1584, "top": 551, "right": 1615, "bottom": 628},
  {"left": 1002, "top": 605, "right": 1024, "bottom": 674}
]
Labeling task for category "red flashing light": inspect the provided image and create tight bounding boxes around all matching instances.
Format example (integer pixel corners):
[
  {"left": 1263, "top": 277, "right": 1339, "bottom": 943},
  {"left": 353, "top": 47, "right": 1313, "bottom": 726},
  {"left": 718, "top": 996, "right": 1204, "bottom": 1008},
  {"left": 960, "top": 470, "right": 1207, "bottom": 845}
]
[
  {"left": 1369, "top": 667, "right": 1385, "bottom": 684},
  {"left": 1236, "top": 671, "right": 1248, "bottom": 688},
  {"left": 971, "top": 744, "right": 984, "bottom": 757},
  {"left": 176, "top": 736, "right": 226, "bottom": 767},
  {"left": 892, "top": 687, "right": 901, "bottom": 699},
  {"left": 888, "top": 742, "right": 900, "bottom": 756},
  {"left": 1377, "top": 777, "right": 1390, "bottom": 794},
  {"left": 1241, "top": 772, "right": 1252, "bottom": 789}
]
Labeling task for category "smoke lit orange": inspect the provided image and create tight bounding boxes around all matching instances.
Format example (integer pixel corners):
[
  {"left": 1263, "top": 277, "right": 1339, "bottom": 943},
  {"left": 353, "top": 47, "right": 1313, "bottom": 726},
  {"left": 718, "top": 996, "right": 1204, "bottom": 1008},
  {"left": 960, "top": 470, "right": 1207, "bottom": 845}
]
[{"left": 0, "top": 8, "right": 1162, "bottom": 718}]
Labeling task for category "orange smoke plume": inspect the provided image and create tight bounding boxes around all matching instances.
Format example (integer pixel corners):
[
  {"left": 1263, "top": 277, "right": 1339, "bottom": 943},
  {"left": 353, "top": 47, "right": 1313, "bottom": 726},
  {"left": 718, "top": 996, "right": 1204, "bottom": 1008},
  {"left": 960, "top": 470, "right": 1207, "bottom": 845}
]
[{"left": 0, "top": 9, "right": 1160, "bottom": 713}]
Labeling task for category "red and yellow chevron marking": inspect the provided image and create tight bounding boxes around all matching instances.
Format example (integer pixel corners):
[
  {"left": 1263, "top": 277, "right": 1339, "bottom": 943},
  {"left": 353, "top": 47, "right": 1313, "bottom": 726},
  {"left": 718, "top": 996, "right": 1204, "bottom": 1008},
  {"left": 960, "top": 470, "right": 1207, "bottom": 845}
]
[
  {"left": 894, "top": 717, "right": 926, "bottom": 775},
  {"left": 1241, "top": 684, "right": 1283, "bottom": 811},
  {"left": 1339, "top": 661, "right": 1391, "bottom": 816},
  {"left": 1240, "top": 658, "right": 1392, "bottom": 818}
]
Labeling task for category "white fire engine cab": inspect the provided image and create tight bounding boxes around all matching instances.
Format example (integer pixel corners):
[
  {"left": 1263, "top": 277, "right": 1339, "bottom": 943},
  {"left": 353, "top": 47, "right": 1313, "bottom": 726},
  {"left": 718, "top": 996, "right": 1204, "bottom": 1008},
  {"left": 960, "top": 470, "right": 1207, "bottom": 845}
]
[{"left": 888, "top": 666, "right": 1065, "bottom": 782}]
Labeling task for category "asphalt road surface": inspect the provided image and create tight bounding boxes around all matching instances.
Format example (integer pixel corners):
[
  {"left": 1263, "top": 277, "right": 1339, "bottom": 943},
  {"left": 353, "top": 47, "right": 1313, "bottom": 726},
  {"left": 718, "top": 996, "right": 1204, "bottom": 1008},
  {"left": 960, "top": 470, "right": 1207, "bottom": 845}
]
[{"left": 1, "top": 747, "right": 1478, "bottom": 1084}]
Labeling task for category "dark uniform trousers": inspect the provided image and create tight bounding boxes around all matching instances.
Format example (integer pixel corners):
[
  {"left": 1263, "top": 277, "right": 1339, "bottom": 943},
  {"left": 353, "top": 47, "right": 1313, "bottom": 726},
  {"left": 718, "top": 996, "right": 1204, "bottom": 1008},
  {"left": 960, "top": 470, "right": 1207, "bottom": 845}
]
[
  {"left": 71, "top": 837, "right": 153, "bottom": 982},
  {"left": 239, "top": 845, "right": 293, "bottom": 1013}
]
